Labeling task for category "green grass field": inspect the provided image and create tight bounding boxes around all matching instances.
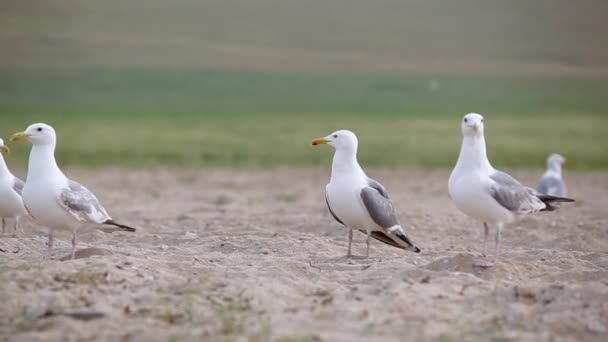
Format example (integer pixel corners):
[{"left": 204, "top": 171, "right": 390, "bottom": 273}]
[
  {"left": 2, "top": 1, "right": 607, "bottom": 170},
  {"left": 1, "top": 68, "right": 606, "bottom": 170}
]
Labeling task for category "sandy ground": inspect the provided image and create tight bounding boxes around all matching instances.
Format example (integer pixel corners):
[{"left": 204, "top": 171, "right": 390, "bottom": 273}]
[{"left": 0, "top": 168, "right": 607, "bottom": 341}]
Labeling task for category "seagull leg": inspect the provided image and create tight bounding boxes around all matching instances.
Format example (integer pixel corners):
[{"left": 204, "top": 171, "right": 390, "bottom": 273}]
[
  {"left": 365, "top": 230, "right": 371, "bottom": 258},
  {"left": 482, "top": 222, "right": 489, "bottom": 257},
  {"left": 14, "top": 216, "right": 19, "bottom": 234},
  {"left": 493, "top": 222, "right": 503, "bottom": 264},
  {"left": 346, "top": 229, "right": 353, "bottom": 258},
  {"left": 71, "top": 231, "right": 77, "bottom": 260},
  {"left": 1, "top": 218, "right": 5, "bottom": 233},
  {"left": 47, "top": 229, "right": 54, "bottom": 260},
  {"left": 474, "top": 222, "right": 496, "bottom": 267}
]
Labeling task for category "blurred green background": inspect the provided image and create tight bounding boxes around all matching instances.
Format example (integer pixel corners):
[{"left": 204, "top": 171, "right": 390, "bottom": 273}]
[{"left": 1, "top": 0, "right": 607, "bottom": 169}]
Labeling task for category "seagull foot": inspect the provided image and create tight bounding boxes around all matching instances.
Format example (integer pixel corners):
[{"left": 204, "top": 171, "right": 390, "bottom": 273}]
[
  {"left": 358, "top": 256, "right": 382, "bottom": 263},
  {"left": 473, "top": 257, "right": 496, "bottom": 268},
  {"left": 309, "top": 257, "right": 375, "bottom": 271},
  {"left": 341, "top": 254, "right": 378, "bottom": 262}
]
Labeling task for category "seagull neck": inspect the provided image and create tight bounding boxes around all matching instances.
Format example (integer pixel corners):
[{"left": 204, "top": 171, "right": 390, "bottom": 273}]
[
  {"left": 0, "top": 154, "right": 10, "bottom": 177},
  {"left": 548, "top": 163, "right": 562, "bottom": 176},
  {"left": 28, "top": 144, "right": 63, "bottom": 180},
  {"left": 456, "top": 135, "right": 493, "bottom": 171},
  {"left": 331, "top": 149, "right": 364, "bottom": 180}
]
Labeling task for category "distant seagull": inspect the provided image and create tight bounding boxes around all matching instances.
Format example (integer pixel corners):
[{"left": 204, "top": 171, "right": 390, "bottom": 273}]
[
  {"left": 311, "top": 129, "right": 420, "bottom": 258},
  {"left": 0, "top": 138, "right": 27, "bottom": 234},
  {"left": 448, "top": 113, "right": 574, "bottom": 267},
  {"left": 537, "top": 153, "right": 567, "bottom": 196},
  {"left": 11, "top": 123, "right": 136, "bottom": 259}
]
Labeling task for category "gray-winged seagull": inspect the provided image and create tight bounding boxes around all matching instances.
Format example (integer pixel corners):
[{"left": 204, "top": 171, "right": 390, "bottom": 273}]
[
  {"left": 448, "top": 113, "right": 574, "bottom": 267},
  {"left": 537, "top": 153, "right": 567, "bottom": 196},
  {"left": 0, "top": 137, "right": 27, "bottom": 233},
  {"left": 12, "top": 123, "right": 136, "bottom": 259},
  {"left": 312, "top": 129, "right": 420, "bottom": 258}
]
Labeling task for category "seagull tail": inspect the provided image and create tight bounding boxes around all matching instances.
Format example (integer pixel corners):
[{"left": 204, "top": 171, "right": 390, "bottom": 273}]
[
  {"left": 394, "top": 230, "right": 421, "bottom": 253},
  {"left": 370, "top": 226, "right": 421, "bottom": 253},
  {"left": 538, "top": 194, "right": 575, "bottom": 212},
  {"left": 103, "top": 219, "right": 136, "bottom": 232}
]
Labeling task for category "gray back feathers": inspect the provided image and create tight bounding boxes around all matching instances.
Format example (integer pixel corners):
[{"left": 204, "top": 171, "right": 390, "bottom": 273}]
[
  {"left": 360, "top": 178, "right": 399, "bottom": 229},
  {"left": 537, "top": 176, "right": 566, "bottom": 197},
  {"left": 59, "top": 180, "right": 111, "bottom": 224},
  {"left": 12, "top": 177, "right": 24, "bottom": 196},
  {"left": 489, "top": 171, "right": 545, "bottom": 215}
]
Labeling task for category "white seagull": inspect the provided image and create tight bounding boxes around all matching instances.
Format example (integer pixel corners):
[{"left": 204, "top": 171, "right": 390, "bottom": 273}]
[
  {"left": 537, "top": 153, "right": 567, "bottom": 196},
  {"left": 11, "top": 123, "right": 136, "bottom": 260},
  {"left": 0, "top": 138, "right": 28, "bottom": 234},
  {"left": 312, "top": 129, "right": 420, "bottom": 258},
  {"left": 448, "top": 113, "right": 574, "bottom": 267}
]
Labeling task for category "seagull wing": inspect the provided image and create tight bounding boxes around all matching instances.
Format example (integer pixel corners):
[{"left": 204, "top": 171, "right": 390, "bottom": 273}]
[
  {"left": 12, "top": 176, "right": 24, "bottom": 196},
  {"left": 489, "top": 171, "right": 546, "bottom": 215},
  {"left": 361, "top": 178, "right": 399, "bottom": 229},
  {"left": 360, "top": 178, "right": 419, "bottom": 251},
  {"left": 537, "top": 176, "right": 566, "bottom": 197},
  {"left": 58, "top": 180, "right": 111, "bottom": 224},
  {"left": 325, "top": 189, "right": 344, "bottom": 225}
]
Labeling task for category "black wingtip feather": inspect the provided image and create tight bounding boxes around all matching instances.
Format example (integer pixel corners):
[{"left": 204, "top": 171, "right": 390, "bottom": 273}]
[
  {"left": 538, "top": 194, "right": 575, "bottom": 203},
  {"left": 366, "top": 230, "right": 421, "bottom": 253},
  {"left": 538, "top": 194, "right": 575, "bottom": 211},
  {"left": 103, "top": 219, "right": 136, "bottom": 232}
]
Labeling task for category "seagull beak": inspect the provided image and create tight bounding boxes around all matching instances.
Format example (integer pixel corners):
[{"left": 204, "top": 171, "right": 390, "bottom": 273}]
[
  {"left": 10, "top": 132, "right": 29, "bottom": 142},
  {"left": 472, "top": 123, "right": 480, "bottom": 132},
  {"left": 311, "top": 137, "right": 328, "bottom": 146},
  {"left": 0, "top": 145, "right": 9, "bottom": 153},
  {"left": 563, "top": 159, "right": 569, "bottom": 165}
]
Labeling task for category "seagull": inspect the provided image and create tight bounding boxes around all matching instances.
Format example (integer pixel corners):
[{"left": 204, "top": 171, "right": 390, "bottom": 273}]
[
  {"left": 311, "top": 129, "right": 420, "bottom": 258},
  {"left": 11, "top": 123, "right": 136, "bottom": 260},
  {"left": 0, "top": 138, "right": 28, "bottom": 234},
  {"left": 448, "top": 113, "right": 574, "bottom": 267},
  {"left": 537, "top": 153, "right": 567, "bottom": 196}
]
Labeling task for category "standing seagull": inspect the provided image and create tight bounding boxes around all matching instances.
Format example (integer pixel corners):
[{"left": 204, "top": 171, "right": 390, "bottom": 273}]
[
  {"left": 448, "top": 113, "right": 574, "bottom": 267},
  {"left": 311, "top": 130, "right": 420, "bottom": 258},
  {"left": 11, "top": 123, "right": 136, "bottom": 259},
  {"left": 0, "top": 138, "right": 28, "bottom": 234},
  {"left": 537, "top": 153, "right": 567, "bottom": 196}
]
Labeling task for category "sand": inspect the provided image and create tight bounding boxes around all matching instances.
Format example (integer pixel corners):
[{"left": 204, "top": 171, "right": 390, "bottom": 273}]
[{"left": 0, "top": 168, "right": 607, "bottom": 341}]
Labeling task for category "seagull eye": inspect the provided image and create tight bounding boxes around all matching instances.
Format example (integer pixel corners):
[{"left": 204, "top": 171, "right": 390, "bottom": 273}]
[
  {"left": 37, "top": 127, "right": 43, "bottom": 132},
  {"left": 333, "top": 134, "right": 338, "bottom": 138},
  {"left": 464, "top": 118, "right": 468, "bottom": 123}
]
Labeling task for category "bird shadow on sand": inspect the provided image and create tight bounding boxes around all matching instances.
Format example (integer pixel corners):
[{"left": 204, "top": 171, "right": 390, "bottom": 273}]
[
  {"left": 420, "top": 253, "right": 511, "bottom": 280},
  {"left": 58, "top": 247, "right": 113, "bottom": 261},
  {"left": 308, "top": 255, "right": 381, "bottom": 271}
]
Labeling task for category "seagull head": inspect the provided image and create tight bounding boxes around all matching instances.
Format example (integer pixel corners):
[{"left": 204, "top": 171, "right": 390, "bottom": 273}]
[
  {"left": 11, "top": 123, "right": 56, "bottom": 146},
  {"left": 547, "top": 153, "right": 566, "bottom": 169},
  {"left": 461, "top": 113, "right": 484, "bottom": 137},
  {"left": 0, "top": 138, "right": 8, "bottom": 154},
  {"left": 311, "top": 129, "right": 358, "bottom": 152}
]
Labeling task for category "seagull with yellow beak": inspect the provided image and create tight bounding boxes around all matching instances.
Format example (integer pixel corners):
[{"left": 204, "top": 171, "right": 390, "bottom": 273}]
[
  {"left": 312, "top": 129, "right": 420, "bottom": 258},
  {"left": 448, "top": 113, "right": 574, "bottom": 267},
  {"left": 0, "top": 137, "right": 27, "bottom": 234},
  {"left": 11, "top": 123, "right": 136, "bottom": 259}
]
